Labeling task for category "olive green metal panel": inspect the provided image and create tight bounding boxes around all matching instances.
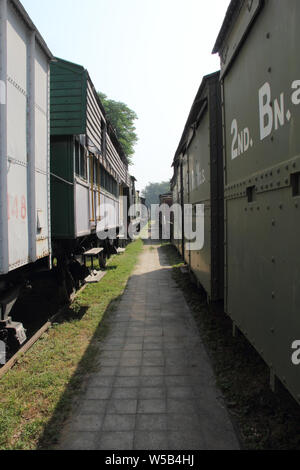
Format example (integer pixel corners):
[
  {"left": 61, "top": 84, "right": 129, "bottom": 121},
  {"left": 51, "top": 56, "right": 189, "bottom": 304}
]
[
  {"left": 171, "top": 173, "right": 181, "bottom": 255},
  {"left": 182, "top": 74, "right": 224, "bottom": 301},
  {"left": 50, "top": 136, "right": 75, "bottom": 239},
  {"left": 188, "top": 111, "right": 210, "bottom": 203},
  {"left": 50, "top": 58, "right": 87, "bottom": 136},
  {"left": 223, "top": 0, "right": 300, "bottom": 182},
  {"left": 183, "top": 155, "right": 190, "bottom": 265},
  {"left": 190, "top": 204, "right": 212, "bottom": 296},
  {"left": 187, "top": 111, "right": 212, "bottom": 297},
  {"left": 222, "top": 0, "right": 300, "bottom": 403}
]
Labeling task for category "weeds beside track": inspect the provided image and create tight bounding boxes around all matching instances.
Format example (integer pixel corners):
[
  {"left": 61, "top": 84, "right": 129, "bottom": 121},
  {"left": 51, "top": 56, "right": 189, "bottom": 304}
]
[{"left": 0, "top": 240, "right": 143, "bottom": 450}]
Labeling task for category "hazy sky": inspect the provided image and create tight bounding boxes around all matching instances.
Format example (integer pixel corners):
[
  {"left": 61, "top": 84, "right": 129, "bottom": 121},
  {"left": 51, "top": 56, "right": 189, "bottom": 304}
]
[{"left": 22, "top": 0, "right": 229, "bottom": 191}]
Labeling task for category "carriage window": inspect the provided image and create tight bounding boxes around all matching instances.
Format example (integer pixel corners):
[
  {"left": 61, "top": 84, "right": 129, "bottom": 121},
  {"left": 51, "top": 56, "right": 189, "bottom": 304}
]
[
  {"left": 101, "top": 120, "right": 107, "bottom": 157},
  {"left": 94, "top": 158, "right": 98, "bottom": 185},
  {"left": 75, "top": 140, "right": 80, "bottom": 176},
  {"left": 98, "top": 163, "right": 118, "bottom": 196},
  {"left": 75, "top": 140, "right": 87, "bottom": 180},
  {"left": 80, "top": 144, "right": 86, "bottom": 179},
  {"left": 100, "top": 164, "right": 104, "bottom": 186}
]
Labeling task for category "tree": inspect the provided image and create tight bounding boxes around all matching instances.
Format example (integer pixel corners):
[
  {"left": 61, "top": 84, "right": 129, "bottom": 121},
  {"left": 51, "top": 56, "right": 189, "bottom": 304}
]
[
  {"left": 142, "top": 181, "right": 171, "bottom": 207},
  {"left": 98, "top": 92, "right": 138, "bottom": 165}
]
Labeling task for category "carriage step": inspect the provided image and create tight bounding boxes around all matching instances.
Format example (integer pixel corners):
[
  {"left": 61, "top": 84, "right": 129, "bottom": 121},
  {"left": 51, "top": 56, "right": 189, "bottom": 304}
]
[
  {"left": 85, "top": 270, "right": 107, "bottom": 284},
  {"left": 83, "top": 248, "right": 105, "bottom": 270}
]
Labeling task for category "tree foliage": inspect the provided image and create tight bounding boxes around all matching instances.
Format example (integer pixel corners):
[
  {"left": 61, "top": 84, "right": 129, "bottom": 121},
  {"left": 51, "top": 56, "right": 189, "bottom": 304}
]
[
  {"left": 98, "top": 92, "right": 138, "bottom": 165},
  {"left": 142, "top": 181, "right": 171, "bottom": 207}
]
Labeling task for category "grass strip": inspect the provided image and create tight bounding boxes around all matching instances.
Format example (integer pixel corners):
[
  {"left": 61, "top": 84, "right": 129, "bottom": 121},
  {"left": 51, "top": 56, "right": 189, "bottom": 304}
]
[{"left": 0, "top": 239, "right": 143, "bottom": 450}]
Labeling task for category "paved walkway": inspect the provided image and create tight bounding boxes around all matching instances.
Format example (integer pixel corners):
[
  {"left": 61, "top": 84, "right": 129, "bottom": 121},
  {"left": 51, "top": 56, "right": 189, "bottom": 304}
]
[{"left": 59, "top": 244, "right": 239, "bottom": 450}]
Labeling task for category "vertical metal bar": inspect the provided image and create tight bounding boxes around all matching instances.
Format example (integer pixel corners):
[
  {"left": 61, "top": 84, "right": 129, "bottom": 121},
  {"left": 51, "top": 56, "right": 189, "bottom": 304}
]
[
  {"left": 97, "top": 159, "right": 100, "bottom": 221},
  {"left": 90, "top": 155, "right": 95, "bottom": 222},
  {"left": 119, "top": 184, "right": 123, "bottom": 230},
  {"left": 187, "top": 151, "right": 191, "bottom": 267},
  {"left": 221, "top": 78, "right": 228, "bottom": 312},
  {"left": 46, "top": 58, "right": 52, "bottom": 268},
  {"left": 27, "top": 31, "right": 36, "bottom": 263},
  {"left": 180, "top": 160, "right": 184, "bottom": 259},
  {"left": 73, "top": 138, "right": 77, "bottom": 238},
  {"left": 0, "top": 0, "right": 9, "bottom": 274}
]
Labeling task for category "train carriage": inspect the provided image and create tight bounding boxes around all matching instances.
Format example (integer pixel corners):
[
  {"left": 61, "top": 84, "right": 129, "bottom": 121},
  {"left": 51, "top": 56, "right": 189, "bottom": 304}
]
[
  {"left": 0, "top": 0, "right": 52, "bottom": 349},
  {"left": 50, "top": 58, "right": 131, "bottom": 282},
  {"left": 213, "top": 0, "right": 300, "bottom": 403},
  {"left": 159, "top": 192, "right": 173, "bottom": 241},
  {"left": 171, "top": 164, "right": 183, "bottom": 256},
  {"left": 172, "top": 72, "right": 224, "bottom": 302}
]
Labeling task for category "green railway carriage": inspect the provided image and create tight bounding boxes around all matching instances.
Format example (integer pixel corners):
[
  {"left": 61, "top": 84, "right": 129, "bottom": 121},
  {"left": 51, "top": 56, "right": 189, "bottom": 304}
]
[
  {"left": 172, "top": 73, "right": 224, "bottom": 302},
  {"left": 50, "top": 58, "right": 130, "bottom": 254},
  {"left": 213, "top": 0, "right": 300, "bottom": 403}
]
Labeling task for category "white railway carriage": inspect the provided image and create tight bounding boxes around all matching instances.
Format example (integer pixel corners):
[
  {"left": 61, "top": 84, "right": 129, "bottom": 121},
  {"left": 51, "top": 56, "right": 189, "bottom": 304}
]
[{"left": 0, "top": 0, "right": 52, "bottom": 348}]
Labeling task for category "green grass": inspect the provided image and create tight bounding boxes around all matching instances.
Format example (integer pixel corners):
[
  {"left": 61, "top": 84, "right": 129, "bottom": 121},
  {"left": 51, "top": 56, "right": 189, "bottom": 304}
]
[{"left": 0, "top": 239, "right": 143, "bottom": 450}]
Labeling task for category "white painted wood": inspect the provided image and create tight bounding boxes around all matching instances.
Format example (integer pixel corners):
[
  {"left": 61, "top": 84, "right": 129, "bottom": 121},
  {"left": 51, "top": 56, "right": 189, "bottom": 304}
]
[
  {"left": 0, "top": 0, "right": 52, "bottom": 274},
  {"left": 0, "top": 0, "right": 9, "bottom": 274}
]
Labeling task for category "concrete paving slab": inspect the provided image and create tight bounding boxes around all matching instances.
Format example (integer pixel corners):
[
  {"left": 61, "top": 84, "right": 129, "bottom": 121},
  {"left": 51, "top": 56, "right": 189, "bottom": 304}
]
[{"left": 58, "top": 243, "right": 240, "bottom": 451}]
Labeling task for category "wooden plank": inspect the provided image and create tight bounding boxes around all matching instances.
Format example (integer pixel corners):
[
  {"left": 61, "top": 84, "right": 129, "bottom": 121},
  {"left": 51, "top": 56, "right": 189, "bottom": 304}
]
[
  {"left": 85, "top": 271, "right": 107, "bottom": 284},
  {"left": 83, "top": 248, "right": 104, "bottom": 256}
]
